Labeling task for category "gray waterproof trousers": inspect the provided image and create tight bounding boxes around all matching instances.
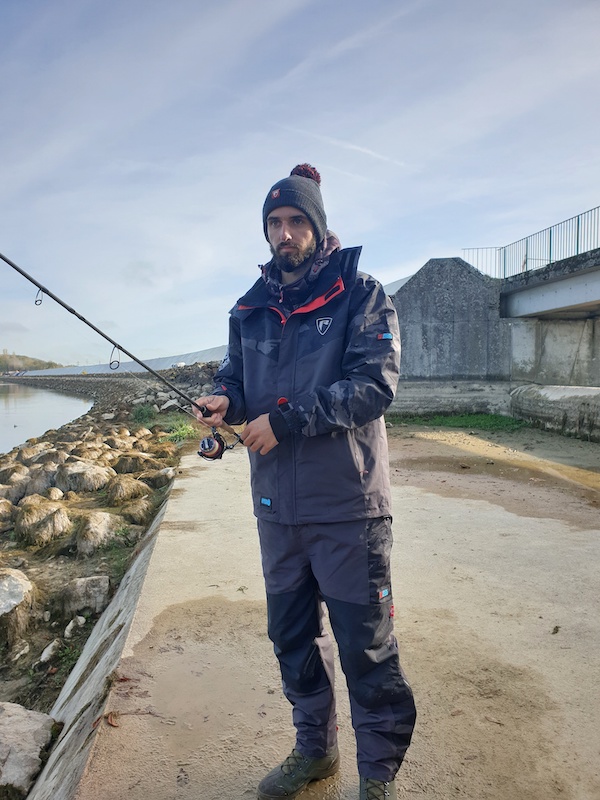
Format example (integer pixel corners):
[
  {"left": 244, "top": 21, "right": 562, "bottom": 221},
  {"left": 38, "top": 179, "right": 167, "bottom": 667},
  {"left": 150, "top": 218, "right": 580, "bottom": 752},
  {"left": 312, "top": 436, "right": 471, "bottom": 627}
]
[{"left": 257, "top": 516, "right": 416, "bottom": 781}]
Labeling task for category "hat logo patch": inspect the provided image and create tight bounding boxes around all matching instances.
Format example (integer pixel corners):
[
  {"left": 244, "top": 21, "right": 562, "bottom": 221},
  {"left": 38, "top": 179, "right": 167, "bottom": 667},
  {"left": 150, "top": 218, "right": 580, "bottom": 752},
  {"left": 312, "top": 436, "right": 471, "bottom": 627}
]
[
  {"left": 271, "top": 188, "right": 280, "bottom": 199},
  {"left": 316, "top": 317, "right": 332, "bottom": 335}
]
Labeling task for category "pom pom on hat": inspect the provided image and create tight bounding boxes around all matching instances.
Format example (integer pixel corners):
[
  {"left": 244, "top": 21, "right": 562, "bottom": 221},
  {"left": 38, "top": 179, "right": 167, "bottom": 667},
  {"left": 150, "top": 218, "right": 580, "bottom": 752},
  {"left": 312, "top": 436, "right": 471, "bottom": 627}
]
[
  {"left": 263, "top": 164, "right": 327, "bottom": 244},
  {"left": 290, "top": 163, "right": 321, "bottom": 185}
]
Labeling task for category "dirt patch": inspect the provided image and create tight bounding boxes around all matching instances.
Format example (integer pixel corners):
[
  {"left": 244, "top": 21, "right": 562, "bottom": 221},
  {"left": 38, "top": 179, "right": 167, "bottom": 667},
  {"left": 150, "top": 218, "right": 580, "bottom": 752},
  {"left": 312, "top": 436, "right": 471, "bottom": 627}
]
[{"left": 388, "top": 424, "right": 600, "bottom": 528}]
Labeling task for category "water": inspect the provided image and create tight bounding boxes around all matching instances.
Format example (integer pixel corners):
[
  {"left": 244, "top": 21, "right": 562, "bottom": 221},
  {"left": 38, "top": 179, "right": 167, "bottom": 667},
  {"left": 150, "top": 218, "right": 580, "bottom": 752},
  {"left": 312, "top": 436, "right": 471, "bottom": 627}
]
[{"left": 0, "top": 383, "right": 92, "bottom": 456}]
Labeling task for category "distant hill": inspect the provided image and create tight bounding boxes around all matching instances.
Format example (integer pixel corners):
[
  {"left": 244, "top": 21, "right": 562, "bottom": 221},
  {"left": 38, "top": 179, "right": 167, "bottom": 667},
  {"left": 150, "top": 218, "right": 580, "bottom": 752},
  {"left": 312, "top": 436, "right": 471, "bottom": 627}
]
[
  {"left": 1, "top": 350, "right": 63, "bottom": 373},
  {"left": 23, "top": 344, "right": 228, "bottom": 376}
]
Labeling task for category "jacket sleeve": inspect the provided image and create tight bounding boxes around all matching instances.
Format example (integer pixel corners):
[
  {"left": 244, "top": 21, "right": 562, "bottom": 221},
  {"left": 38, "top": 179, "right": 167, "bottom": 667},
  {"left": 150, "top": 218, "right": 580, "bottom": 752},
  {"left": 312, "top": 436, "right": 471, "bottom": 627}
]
[
  {"left": 212, "top": 313, "right": 247, "bottom": 425},
  {"left": 286, "top": 276, "right": 400, "bottom": 437}
]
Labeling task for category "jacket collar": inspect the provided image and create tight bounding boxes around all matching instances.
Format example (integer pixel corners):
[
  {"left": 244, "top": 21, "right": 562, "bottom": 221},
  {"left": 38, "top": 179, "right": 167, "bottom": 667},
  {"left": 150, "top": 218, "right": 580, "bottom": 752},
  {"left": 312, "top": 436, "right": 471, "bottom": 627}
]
[{"left": 259, "top": 230, "right": 341, "bottom": 311}]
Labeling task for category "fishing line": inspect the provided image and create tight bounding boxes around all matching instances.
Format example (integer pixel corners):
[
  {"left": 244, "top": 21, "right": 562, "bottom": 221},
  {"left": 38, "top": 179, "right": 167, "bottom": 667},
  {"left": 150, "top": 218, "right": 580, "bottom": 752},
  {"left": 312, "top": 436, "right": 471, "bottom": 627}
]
[{"left": 0, "top": 250, "right": 243, "bottom": 459}]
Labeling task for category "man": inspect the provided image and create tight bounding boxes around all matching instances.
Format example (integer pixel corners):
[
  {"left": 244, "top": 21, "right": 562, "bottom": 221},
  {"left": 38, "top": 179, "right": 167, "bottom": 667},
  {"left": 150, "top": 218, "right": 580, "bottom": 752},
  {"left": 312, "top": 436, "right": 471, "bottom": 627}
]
[{"left": 196, "top": 164, "right": 416, "bottom": 800}]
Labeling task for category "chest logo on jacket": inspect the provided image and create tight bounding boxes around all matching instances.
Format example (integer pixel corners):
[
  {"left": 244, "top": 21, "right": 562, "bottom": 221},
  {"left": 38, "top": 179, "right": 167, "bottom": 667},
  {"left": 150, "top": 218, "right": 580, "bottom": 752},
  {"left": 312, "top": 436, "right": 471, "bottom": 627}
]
[{"left": 316, "top": 317, "right": 333, "bottom": 335}]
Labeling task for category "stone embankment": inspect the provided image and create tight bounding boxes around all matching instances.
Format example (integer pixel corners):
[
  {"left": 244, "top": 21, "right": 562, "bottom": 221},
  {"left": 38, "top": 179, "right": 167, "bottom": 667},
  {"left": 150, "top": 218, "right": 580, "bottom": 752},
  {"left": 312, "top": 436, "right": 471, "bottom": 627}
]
[
  {"left": 7, "top": 360, "right": 221, "bottom": 414},
  {"left": 0, "top": 363, "right": 218, "bottom": 799},
  {"left": 389, "top": 380, "right": 600, "bottom": 442}
]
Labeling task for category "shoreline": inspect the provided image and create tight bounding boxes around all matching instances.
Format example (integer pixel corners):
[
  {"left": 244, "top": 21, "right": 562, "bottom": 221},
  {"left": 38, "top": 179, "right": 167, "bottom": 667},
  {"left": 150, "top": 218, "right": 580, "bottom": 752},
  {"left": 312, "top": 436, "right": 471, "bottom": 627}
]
[{"left": 0, "top": 365, "right": 219, "bottom": 711}]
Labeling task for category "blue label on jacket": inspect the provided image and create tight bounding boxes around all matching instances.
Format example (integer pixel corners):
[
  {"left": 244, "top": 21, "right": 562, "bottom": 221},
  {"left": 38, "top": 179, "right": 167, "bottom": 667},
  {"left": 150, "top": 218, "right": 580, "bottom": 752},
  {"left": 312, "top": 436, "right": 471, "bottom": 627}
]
[{"left": 260, "top": 497, "right": 272, "bottom": 508}]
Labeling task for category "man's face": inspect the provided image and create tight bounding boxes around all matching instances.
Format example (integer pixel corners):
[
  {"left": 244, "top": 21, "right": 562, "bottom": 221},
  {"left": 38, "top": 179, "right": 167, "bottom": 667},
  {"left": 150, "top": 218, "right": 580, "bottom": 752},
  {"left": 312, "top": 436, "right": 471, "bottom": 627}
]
[{"left": 267, "top": 206, "right": 317, "bottom": 276}]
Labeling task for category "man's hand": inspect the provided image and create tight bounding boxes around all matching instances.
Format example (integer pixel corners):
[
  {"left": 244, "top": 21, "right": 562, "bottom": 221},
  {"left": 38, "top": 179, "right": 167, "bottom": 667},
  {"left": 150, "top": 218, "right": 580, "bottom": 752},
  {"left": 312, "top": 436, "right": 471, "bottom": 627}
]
[
  {"left": 240, "top": 413, "right": 278, "bottom": 455},
  {"left": 193, "top": 395, "right": 230, "bottom": 428}
]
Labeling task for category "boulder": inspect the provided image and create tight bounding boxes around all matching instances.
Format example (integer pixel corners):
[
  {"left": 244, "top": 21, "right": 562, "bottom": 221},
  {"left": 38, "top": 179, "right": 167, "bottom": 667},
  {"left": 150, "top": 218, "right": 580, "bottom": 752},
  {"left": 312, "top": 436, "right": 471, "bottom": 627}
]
[
  {"left": 70, "top": 446, "right": 105, "bottom": 461},
  {"left": 147, "top": 441, "right": 178, "bottom": 459},
  {"left": 15, "top": 442, "right": 53, "bottom": 466},
  {"left": 55, "top": 461, "right": 116, "bottom": 493},
  {"left": 14, "top": 497, "right": 72, "bottom": 546},
  {"left": 121, "top": 496, "right": 153, "bottom": 525},
  {"left": 0, "top": 569, "right": 35, "bottom": 649},
  {"left": 62, "top": 575, "right": 110, "bottom": 617},
  {"left": 0, "top": 702, "right": 55, "bottom": 799},
  {"left": 23, "top": 463, "right": 58, "bottom": 497},
  {"left": 133, "top": 427, "right": 153, "bottom": 439},
  {"left": 106, "top": 475, "right": 151, "bottom": 505},
  {"left": 104, "top": 435, "right": 132, "bottom": 451},
  {"left": 138, "top": 467, "right": 176, "bottom": 489},
  {"left": 0, "top": 465, "right": 31, "bottom": 505},
  {"left": 0, "top": 462, "right": 29, "bottom": 485},
  {"left": 0, "top": 498, "right": 14, "bottom": 534},
  {"left": 27, "top": 448, "right": 69, "bottom": 466},
  {"left": 74, "top": 511, "right": 121, "bottom": 555},
  {"left": 113, "top": 452, "right": 163, "bottom": 474},
  {"left": 160, "top": 398, "right": 180, "bottom": 411},
  {"left": 45, "top": 487, "right": 64, "bottom": 501}
]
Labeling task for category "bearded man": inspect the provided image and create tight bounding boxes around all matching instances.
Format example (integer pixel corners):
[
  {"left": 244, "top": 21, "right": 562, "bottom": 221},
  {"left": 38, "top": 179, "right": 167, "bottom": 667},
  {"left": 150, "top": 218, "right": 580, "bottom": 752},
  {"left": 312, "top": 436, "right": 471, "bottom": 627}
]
[{"left": 197, "top": 164, "right": 416, "bottom": 800}]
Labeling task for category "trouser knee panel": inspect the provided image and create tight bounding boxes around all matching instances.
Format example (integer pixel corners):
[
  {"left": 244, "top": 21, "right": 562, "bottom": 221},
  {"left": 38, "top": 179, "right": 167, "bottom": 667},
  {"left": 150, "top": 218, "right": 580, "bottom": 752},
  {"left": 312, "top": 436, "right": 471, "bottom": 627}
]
[{"left": 325, "top": 594, "right": 414, "bottom": 708}]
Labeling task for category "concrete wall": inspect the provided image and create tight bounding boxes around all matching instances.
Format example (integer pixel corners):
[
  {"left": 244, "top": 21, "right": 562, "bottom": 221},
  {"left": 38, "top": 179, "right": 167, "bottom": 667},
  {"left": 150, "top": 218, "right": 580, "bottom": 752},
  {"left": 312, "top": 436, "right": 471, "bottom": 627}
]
[
  {"left": 389, "top": 380, "right": 513, "bottom": 416},
  {"left": 392, "top": 255, "right": 600, "bottom": 388},
  {"left": 510, "top": 384, "right": 600, "bottom": 441},
  {"left": 509, "top": 319, "right": 600, "bottom": 386},
  {"left": 393, "top": 258, "right": 512, "bottom": 381},
  {"left": 27, "top": 505, "right": 166, "bottom": 800}
]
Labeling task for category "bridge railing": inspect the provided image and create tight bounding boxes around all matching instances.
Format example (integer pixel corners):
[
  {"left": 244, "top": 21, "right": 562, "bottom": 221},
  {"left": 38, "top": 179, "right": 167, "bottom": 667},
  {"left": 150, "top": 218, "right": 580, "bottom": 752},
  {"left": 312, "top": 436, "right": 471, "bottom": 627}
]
[{"left": 462, "top": 205, "right": 600, "bottom": 278}]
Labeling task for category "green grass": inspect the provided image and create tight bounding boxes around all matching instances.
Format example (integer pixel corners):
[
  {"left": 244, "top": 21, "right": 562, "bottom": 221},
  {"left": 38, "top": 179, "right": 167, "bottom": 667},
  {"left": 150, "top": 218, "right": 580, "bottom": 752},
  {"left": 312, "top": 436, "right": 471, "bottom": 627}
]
[
  {"left": 131, "top": 406, "right": 202, "bottom": 442},
  {"left": 162, "top": 421, "right": 200, "bottom": 442},
  {"left": 153, "top": 411, "right": 203, "bottom": 442},
  {"left": 131, "top": 403, "right": 156, "bottom": 425},
  {"left": 386, "top": 412, "right": 528, "bottom": 432},
  {"left": 100, "top": 528, "right": 134, "bottom": 580},
  {"left": 57, "top": 640, "right": 84, "bottom": 675}
]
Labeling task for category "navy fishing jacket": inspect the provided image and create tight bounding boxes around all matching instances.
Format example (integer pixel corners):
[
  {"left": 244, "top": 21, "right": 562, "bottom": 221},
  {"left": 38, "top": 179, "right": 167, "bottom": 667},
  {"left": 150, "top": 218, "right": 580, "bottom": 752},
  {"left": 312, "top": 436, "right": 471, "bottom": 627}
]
[{"left": 213, "top": 247, "right": 400, "bottom": 525}]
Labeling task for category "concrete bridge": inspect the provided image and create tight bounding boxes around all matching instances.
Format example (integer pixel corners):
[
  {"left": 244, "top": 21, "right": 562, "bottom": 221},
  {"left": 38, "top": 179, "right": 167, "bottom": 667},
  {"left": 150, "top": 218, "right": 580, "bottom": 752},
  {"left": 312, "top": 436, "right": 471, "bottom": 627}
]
[
  {"left": 389, "top": 248, "right": 600, "bottom": 439},
  {"left": 501, "top": 248, "right": 600, "bottom": 319}
]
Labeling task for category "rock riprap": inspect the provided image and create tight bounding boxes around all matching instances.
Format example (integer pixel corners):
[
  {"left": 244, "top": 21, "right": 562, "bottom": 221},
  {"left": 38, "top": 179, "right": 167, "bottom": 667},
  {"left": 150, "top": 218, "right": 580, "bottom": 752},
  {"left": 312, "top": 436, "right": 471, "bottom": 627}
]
[{"left": 0, "top": 702, "right": 55, "bottom": 799}]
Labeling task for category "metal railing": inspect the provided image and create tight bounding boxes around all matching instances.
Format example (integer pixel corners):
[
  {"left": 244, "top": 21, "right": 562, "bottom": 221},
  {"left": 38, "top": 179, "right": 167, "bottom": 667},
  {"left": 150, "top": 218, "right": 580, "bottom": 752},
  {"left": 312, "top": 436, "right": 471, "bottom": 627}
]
[{"left": 463, "top": 205, "right": 600, "bottom": 278}]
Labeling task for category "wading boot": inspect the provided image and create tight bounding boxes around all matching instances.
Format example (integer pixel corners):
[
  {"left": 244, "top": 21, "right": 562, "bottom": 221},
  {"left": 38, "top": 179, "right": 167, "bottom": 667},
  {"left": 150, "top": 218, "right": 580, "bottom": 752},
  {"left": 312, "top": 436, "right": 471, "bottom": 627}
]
[
  {"left": 359, "top": 777, "right": 396, "bottom": 800},
  {"left": 257, "top": 746, "right": 340, "bottom": 799}
]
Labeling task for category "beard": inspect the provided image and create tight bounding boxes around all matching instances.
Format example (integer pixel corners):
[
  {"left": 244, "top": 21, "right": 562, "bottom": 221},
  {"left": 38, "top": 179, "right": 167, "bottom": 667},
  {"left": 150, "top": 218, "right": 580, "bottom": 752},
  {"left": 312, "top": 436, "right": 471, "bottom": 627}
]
[{"left": 270, "top": 238, "right": 317, "bottom": 273}]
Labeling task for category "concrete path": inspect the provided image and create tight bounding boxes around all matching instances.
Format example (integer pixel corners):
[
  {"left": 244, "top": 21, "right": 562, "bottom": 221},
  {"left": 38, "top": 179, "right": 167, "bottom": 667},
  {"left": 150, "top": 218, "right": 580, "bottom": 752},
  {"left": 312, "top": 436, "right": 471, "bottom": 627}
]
[{"left": 73, "top": 442, "right": 600, "bottom": 800}]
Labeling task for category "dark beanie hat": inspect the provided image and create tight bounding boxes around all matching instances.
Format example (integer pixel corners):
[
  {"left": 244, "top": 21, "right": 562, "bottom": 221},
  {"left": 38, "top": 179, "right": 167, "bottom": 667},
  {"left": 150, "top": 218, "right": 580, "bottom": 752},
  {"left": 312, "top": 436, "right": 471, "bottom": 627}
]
[{"left": 263, "top": 164, "right": 327, "bottom": 245}]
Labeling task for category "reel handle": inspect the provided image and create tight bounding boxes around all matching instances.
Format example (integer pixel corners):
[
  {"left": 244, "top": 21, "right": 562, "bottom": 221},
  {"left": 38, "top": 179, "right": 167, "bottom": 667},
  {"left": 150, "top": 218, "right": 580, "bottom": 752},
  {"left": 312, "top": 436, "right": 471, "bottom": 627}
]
[{"left": 195, "top": 403, "right": 238, "bottom": 436}]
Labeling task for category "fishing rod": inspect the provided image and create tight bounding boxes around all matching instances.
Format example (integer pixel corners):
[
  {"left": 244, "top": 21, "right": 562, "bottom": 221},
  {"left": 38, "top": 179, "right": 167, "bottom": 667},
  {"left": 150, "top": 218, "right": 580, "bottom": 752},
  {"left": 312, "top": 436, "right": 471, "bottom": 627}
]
[{"left": 0, "top": 250, "right": 242, "bottom": 459}]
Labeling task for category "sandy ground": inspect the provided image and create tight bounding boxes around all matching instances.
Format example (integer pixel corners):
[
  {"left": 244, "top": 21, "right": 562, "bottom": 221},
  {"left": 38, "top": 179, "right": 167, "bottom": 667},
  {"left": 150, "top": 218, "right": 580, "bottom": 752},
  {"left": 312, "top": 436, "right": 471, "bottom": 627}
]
[{"left": 76, "top": 424, "right": 600, "bottom": 800}]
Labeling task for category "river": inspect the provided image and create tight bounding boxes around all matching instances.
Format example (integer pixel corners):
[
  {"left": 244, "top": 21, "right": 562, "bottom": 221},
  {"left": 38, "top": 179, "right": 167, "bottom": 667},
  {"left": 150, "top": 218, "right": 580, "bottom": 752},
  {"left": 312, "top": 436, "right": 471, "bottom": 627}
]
[{"left": 0, "top": 382, "right": 92, "bottom": 456}]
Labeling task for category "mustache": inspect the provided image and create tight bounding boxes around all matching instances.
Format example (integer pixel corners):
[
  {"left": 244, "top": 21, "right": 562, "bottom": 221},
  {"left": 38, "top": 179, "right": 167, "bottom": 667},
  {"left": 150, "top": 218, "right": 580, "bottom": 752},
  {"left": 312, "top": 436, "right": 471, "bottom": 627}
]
[{"left": 277, "top": 243, "right": 299, "bottom": 252}]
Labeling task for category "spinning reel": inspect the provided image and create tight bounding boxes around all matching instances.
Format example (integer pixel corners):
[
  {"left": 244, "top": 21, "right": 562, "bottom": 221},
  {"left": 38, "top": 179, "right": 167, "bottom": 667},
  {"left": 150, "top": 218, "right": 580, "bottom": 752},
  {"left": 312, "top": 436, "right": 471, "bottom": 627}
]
[
  {"left": 198, "top": 429, "right": 228, "bottom": 460},
  {"left": 198, "top": 424, "right": 243, "bottom": 461}
]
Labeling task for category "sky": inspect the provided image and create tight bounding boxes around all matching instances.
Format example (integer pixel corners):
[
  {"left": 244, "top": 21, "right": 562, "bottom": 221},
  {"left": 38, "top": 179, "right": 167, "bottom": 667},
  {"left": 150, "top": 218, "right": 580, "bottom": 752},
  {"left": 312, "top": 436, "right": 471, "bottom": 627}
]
[{"left": 1, "top": 0, "right": 599, "bottom": 366}]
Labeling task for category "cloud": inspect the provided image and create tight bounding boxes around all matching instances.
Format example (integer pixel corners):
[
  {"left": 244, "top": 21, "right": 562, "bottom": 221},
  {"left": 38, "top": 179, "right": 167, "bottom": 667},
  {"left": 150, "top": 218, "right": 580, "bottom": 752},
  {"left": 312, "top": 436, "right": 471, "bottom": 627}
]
[{"left": 1, "top": 0, "right": 600, "bottom": 364}]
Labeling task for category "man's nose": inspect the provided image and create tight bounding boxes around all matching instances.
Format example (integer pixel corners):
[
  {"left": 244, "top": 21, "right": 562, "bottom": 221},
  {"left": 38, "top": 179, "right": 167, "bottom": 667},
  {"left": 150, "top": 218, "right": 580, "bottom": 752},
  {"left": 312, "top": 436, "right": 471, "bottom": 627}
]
[{"left": 280, "top": 224, "right": 292, "bottom": 241}]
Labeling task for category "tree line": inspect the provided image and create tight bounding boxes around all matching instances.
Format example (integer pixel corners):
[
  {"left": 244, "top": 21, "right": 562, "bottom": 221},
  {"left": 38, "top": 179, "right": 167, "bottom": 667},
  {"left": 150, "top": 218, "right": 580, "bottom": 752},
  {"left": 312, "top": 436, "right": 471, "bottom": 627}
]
[{"left": 1, "top": 349, "right": 63, "bottom": 372}]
